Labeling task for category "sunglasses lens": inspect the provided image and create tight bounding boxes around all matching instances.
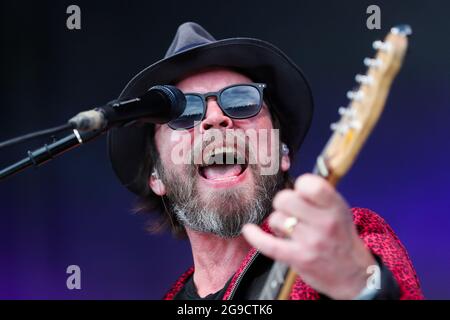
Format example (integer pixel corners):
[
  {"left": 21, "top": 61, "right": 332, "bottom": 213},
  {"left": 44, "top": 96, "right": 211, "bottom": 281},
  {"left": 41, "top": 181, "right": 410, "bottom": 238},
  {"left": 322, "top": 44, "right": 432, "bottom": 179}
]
[
  {"left": 220, "top": 85, "right": 261, "bottom": 118},
  {"left": 168, "top": 94, "right": 204, "bottom": 129}
]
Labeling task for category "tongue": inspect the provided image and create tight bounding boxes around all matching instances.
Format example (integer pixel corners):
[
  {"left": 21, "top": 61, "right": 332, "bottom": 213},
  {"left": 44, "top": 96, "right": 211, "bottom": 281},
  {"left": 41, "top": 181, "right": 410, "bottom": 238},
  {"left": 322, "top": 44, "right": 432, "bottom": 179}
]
[{"left": 202, "top": 164, "right": 243, "bottom": 180}]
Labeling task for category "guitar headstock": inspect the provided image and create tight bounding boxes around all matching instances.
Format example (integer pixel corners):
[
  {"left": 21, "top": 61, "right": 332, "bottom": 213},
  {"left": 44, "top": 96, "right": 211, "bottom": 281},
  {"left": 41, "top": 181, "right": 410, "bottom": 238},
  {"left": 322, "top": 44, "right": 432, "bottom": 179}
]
[{"left": 315, "top": 25, "right": 411, "bottom": 184}]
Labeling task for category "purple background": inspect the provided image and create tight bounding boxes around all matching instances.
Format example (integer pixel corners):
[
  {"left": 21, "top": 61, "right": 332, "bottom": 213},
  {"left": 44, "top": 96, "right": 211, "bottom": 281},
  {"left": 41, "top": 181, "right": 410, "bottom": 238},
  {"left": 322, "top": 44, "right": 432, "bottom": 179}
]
[{"left": 1, "top": 0, "right": 449, "bottom": 299}]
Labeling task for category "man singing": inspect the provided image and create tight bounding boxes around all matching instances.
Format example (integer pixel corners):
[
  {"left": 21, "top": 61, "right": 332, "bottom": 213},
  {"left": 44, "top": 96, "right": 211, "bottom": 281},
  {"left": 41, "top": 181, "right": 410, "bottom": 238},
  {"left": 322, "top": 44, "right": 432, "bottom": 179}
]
[{"left": 107, "top": 22, "right": 423, "bottom": 300}]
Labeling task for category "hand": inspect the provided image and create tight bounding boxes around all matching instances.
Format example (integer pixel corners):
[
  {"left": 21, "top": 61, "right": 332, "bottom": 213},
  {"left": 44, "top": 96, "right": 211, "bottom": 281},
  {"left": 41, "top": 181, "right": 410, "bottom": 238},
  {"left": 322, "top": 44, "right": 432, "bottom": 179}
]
[{"left": 242, "top": 174, "right": 377, "bottom": 299}]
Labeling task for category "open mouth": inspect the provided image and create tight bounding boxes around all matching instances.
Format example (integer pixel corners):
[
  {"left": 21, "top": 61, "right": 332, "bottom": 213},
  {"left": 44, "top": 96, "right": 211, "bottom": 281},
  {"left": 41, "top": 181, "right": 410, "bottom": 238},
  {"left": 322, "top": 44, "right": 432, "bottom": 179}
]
[{"left": 198, "top": 146, "right": 248, "bottom": 181}]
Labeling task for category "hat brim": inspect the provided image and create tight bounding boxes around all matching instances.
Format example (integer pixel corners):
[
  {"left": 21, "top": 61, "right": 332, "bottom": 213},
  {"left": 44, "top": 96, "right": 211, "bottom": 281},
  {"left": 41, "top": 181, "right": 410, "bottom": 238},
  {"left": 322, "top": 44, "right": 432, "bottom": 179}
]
[{"left": 107, "top": 38, "right": 314, "bottom": 195}]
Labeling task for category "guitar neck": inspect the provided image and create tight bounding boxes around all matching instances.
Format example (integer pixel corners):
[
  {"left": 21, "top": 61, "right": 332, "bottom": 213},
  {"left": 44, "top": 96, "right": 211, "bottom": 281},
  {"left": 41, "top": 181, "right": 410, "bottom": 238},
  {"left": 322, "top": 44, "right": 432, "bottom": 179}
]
[
  {"left": 257, "top": 261, "right": 290, "bottom": 300},
  {"left": 256, "top": 25, "right": 411, "bottom": 300},
  {"left": 257, "top": 165, "right": 334, "bottom": 300}
]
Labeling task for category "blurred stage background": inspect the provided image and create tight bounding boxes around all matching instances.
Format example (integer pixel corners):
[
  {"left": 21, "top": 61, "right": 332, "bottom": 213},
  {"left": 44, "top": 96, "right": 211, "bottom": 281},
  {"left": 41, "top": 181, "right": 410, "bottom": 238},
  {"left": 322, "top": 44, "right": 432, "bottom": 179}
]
[{"left": 1, "top": 0, "right": 449, "bottom": 299}]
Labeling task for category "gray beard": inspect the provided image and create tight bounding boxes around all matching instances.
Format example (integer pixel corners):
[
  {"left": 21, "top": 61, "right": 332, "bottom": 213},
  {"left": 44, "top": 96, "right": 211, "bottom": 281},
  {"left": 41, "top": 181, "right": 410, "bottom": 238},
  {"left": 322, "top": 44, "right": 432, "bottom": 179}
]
[{"left": 158, "top": 163, "right": 284, "bottom": 238}]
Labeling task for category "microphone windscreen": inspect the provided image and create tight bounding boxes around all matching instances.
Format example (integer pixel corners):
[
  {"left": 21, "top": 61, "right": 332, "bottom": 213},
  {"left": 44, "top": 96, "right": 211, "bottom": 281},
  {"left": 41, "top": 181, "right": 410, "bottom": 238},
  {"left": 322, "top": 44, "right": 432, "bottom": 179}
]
[{"left": 148, "top": 85, "right": 186, "bottom": 121}]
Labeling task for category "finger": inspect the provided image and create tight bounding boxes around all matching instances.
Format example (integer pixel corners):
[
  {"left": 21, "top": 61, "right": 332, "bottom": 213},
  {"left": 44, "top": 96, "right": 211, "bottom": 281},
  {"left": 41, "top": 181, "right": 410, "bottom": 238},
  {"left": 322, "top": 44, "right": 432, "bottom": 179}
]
[
  {"left": 272, "top": 189, "right": 322, "bottom": 224},
  {"left": 294, "top": 174, "right": 341, "bottom": 208},
  {"left": 242, "top": 224, "right": 297, "bottom": 263},
  {"left": 268, "top": 211, "right": 298, "bottom": 237}
]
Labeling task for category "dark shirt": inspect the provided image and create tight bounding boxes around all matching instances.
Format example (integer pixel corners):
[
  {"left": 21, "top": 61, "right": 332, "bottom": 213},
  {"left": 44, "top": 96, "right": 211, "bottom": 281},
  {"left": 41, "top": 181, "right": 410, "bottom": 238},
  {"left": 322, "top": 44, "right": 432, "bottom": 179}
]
[
  {"left": 175, "top": 275, "right": 232, "bottom": 300},
  {"left": 174, "top": 254, "right": 276, "bottom": 300},
  {"left": 173, "top": 253, "right": 400, "bottom": 300}
]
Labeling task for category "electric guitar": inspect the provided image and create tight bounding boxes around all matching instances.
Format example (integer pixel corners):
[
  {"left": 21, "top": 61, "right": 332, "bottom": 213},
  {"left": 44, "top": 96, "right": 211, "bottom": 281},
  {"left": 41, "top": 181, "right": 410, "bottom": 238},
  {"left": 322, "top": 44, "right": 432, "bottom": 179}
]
[{"left": 258, "top": 25, "right": 412, "bottom": 300}]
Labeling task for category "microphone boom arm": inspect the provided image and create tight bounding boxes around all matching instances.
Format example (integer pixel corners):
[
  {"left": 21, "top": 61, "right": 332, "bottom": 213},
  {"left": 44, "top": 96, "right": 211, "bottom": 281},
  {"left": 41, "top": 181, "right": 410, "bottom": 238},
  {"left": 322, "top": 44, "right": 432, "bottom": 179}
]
[{"left": 0, "top": 129, "right": 103, "bottom": 181}]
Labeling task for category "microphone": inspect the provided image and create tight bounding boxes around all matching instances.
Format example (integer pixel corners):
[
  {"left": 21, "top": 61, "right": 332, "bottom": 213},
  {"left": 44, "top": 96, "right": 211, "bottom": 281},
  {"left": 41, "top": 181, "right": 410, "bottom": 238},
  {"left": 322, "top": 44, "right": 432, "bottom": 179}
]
[{"left": 68, "top": 85, "right": 186, "bottom": 132}]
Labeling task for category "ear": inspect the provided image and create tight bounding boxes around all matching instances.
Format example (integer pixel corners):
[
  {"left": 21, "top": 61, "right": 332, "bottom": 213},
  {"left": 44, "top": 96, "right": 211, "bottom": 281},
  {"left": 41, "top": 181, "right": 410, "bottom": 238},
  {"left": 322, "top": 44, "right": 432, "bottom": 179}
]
[
  {"left": 280, "top": 143, "right": 290, "bottom": 172},
  {"left": 149, "top": 170, "right": 166, "bottom": 196},
  {"left": 281, "top": 154, "right": 290, "bottom": 172}
]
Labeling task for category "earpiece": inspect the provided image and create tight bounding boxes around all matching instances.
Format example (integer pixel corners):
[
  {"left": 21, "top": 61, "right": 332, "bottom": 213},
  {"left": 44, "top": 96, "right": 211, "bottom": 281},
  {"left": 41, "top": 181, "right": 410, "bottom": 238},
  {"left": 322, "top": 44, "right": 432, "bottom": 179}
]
[
  {"left": 281, "top": 143, "right": 289, "bottom": 156},
  {"left": 150, "top": 168, "right": 165, "bottom": 195},
  {"left": 151, "top": 169, "right": 159, "bottom": 180}
]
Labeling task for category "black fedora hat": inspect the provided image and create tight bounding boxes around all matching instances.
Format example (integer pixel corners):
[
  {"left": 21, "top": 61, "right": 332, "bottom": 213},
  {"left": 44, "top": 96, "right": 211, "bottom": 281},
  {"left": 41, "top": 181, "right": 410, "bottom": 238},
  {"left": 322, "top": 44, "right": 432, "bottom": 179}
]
[{"left": 107, "top": 22, "right": 314, "bottom": 196}]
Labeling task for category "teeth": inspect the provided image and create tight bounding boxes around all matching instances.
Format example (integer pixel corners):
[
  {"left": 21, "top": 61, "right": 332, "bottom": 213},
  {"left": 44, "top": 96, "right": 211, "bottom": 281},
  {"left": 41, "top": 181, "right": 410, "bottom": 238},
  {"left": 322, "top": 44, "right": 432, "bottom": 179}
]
[
  {"left": 207, "top": 146, "right": 234, "bottom": 158},
  {"left": 202, "top": 146, "right": 245, "bottom": 166}
]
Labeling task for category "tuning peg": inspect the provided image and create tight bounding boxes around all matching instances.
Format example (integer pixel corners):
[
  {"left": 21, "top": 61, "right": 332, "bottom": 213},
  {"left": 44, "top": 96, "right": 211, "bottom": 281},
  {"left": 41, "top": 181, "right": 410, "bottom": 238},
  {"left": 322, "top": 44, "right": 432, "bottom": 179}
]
[
  {"left": 330, "top": 122, "right": 349, "bottom": 135},
  {"left": 373, "top": 40, "right": 392, "bottom": 52},
  {"left": 338, "top": 107, "right": 347, "bottom": 116},
  {"left": 391, "top": 25, "right": 412, "bottom": 36},
  {"left": 338, "top": 107, "right": 355, "bottom": 117},
  {"left": 355, "top": 74, "right": 374, "bottom": 85},
  {"left": 347, "top": 90, "right": 364, "bottom": 101},
  {"left": 364, "top": 58, "right": 382, "bottom": 68},
  {"left": 330, "top": 122, "right": 341, "bottom": 133}
]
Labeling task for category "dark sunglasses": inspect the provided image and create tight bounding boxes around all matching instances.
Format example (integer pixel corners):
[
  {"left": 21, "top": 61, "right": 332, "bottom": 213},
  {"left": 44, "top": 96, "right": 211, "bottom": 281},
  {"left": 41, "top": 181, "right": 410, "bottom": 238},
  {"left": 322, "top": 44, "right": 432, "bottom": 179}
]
[{"left": 168, "top": 83, "right": 267, "bottom": 130}]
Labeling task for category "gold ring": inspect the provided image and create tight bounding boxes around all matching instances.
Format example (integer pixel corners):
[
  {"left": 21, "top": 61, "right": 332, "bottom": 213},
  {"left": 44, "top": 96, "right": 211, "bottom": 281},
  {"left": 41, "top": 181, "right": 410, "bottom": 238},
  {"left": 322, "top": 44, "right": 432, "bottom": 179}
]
[{"left": 283, "top": 216, "right": 299, "bottom": 236}]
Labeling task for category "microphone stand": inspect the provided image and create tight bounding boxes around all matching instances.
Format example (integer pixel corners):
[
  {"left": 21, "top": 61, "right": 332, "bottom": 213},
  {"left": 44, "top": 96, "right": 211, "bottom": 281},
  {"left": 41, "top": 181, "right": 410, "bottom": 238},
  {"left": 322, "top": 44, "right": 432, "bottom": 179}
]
[{"left": 0, "top": 129, "right": 103, "bottom": 181}]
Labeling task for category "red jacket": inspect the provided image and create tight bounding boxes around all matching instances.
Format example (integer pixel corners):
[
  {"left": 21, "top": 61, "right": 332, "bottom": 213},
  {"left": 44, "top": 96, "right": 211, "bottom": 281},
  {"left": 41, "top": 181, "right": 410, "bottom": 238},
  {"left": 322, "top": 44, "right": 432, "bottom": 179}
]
[{"left": 164, "top": 208, "right": 424, "bottom": 300}]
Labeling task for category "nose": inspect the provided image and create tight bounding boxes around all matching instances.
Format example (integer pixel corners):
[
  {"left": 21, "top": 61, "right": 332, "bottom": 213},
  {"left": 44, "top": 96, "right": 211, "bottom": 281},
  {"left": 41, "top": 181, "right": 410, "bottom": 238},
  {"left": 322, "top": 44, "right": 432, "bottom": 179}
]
[{"left": 200, "top": 98, "right": 233, "bottom": 132}]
